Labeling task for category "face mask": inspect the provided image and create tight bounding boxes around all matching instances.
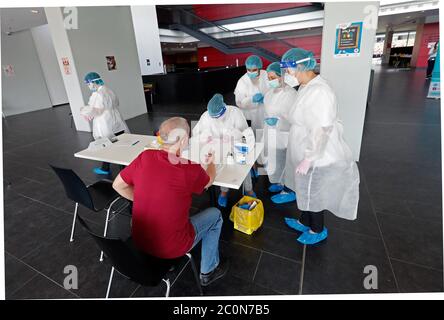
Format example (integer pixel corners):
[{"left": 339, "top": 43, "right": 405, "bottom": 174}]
[
  {"left": 284, "top": 73, "right": 299, "bottom": 87},
  {"left": 247, "top": 71, "right": 259, "bottom": 79},
  {"left": 268, "top": 78, "right": 280, "bottom": 89},
  {"left": 88, "top": 83, "right": 97, "bottom": 92}
]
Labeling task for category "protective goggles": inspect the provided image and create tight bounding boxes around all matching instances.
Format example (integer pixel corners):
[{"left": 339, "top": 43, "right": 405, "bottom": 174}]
[{"left": 279, "top": 57, "right": 311, "bottom": 69}]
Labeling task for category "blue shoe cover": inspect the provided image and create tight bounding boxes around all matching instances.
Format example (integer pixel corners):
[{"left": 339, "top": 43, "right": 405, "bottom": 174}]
[
  {"left": 218, "top": 194, "right": 228, "bottom": 207},
  {"left": 271, "top": 191, "right": 296, "bottom": 204},
  {"left": 93, "top": 167, "right": 110, "bottom": 175},
  {"left": 297, "top": 228, "right": 328, "bottom": 245},
  {"left": 268, "top": 184, "right": 284, "bottom": 193},
  {"left": 284, "top": 217, "right": 309, "bottom": 233}
]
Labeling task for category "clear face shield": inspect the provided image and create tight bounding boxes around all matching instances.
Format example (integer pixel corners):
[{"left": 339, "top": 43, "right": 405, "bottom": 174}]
[
  {"left": 280, "top": 57, "right": 312, "bottom": 87},
  {"left": 85, "top": 77, "right": 102, "bottom": 91}
]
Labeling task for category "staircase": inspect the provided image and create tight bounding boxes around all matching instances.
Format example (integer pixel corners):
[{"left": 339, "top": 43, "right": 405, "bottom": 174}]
[
  {"left": 161, "top": 6, "right": 296, "bottom": 62},
  {"left": 170, "top": 23, "right": 281, "bottom": 62}
]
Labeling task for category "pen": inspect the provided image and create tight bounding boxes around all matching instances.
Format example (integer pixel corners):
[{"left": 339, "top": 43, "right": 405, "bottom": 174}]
[{"left": 132, "top": 140, "right": 140, "bottom": 146}]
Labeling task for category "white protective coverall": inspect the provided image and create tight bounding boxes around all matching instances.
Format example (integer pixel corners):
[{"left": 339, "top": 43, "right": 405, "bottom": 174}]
[
  {"left": 84, "top": 85, "right": 130, "bottom": 140},
  {"left": 192, "top": 105, "right": 252, "bottom": 192},
  {"left": 262, "top": 85, "right": 298, "bottom": 184},
  {"left": 234, "top": 70, "right": 269, "bottom": 133},
  {"left": 284, "top": 75, "right": 360, "bottom": 220}
]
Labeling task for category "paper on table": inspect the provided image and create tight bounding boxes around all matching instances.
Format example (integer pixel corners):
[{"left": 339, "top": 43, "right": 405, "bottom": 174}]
[{"left": 88, "top": 137, "right": 112, "bottom": 151}]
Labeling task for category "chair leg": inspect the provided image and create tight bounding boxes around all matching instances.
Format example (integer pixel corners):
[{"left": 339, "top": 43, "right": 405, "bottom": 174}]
[
  {"left": 162, "top": 279, "right": 171, "bottom": 298},
  {"left": 69, "top": 203, "right": 79, "bottom": 242},
  {"left": 100, "top": 206, "right": 112, "bottom": 262},
  {"left": 106, "top": 267, "right": 115, "bottom": 299},
  {"left": 187, "top": 253, "right": 203, "bottom": 296}
]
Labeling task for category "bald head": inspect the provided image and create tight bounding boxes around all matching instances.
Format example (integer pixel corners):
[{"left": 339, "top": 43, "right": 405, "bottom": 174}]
[{"left": 159, "top": 117, "right": 190, "bottom": 145}]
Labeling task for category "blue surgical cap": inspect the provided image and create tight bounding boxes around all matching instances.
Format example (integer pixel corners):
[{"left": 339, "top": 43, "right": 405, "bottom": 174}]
[
  {"left": 281, "top": 48, "right": 317, "bottom": 71},
  {"left": 84, "top": 72, "right": 104, "bottom": 85},
  {"left": 207, "top": 93, "right": 226, "bottom": 118},
  {"left": 245, "top": 55, "right": 263, "bottom": 70},
  {"left": 266, "top": 62, "right": 282, "bottom": 76}
]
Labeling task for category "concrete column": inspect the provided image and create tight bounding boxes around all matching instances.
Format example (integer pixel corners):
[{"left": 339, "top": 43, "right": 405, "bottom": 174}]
[
  {"left": 382, "top": 26, "right": 393, "bottom": 65},
  {"left": 45, "top": 6, "right": 148, "bottom": 132},
  {"left": 130, "top": 6, "right": 164, "bottom": 75},
  {"left": 45, "top": 7, "right": 91, "bottom": 132},
  {"left": 410, "top": 20, "right": 425, "bottom": 67},
  {"left": 320, "top": 1, "right": 379, "bottom": 161}
]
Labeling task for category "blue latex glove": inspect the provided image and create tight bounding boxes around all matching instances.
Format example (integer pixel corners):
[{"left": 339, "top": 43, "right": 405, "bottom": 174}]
[
  {"left": 264, "top": 117, "right": 279, "bottom": 126},
  {"left": 252, "top": 93, "right": 264, "bottom": 104}
]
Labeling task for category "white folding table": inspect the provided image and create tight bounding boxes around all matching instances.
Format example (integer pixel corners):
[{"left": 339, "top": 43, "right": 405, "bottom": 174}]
[{"left": 75, "top": 133, "right": 264, "bottom": 191}]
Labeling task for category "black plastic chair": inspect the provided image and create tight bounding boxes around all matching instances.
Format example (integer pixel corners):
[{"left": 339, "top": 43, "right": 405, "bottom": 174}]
[
  {"left": 76, "top": 214, "right": 203, "bottom": 298},
  {"left": 50, "top": 165, "right": 125, "bottom": 261}
]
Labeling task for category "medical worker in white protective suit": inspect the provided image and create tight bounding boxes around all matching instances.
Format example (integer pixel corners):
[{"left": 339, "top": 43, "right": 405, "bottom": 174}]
[
  {"left": 234, "top": 55, "right": 269, "bottom": 178},
  {"left": 192, "top": 93, "right": 257, "bottom": 207},
  {"left": 280, "top": 48, "right": 360, "bottom": 245},
  {"left": 261, "top": 62, "right": 298, "bottom": 203},
  {"left": 81, "top": 72, "right": 130, "bottom": 175}
]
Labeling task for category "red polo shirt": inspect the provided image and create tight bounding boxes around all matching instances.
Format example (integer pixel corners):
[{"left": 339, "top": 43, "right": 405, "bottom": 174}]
[{"left": 120, "top": 150, "right": 210, "bottom": 259}]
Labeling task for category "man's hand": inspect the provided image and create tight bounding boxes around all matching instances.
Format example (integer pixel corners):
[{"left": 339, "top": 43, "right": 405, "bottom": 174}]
[
  {"left": 204, "top": 150, "right": 215, "bottom": 165},
  {"left": 295, "top": 159, "right": 311, "bottom": 175}
]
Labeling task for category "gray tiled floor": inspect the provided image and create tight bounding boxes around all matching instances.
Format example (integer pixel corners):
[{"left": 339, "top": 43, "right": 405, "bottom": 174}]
[{"left": 3, "top": 67, "right": 443, "bottom": 298}]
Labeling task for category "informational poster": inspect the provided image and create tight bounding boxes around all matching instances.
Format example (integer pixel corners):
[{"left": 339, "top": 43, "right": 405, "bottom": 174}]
[
  {"left": 62, "top": 57, "right": 71, "bottom": 75},
  {"left": 427, "top": 42, "right": 440, "bottom": 99},
  {"left": 3, "top": 64, "right": 15, "bottom": 77},
  {"left": 106, "top": 56, "right": 117, "bottom": 71},
  {"left": 334, "top": 22, "right": 363, "bottom": 58}
]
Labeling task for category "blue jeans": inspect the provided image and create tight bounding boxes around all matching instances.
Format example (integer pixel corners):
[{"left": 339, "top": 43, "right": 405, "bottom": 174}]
[{"left": 190, "top": 207, "right": 223, "bottom": 274}]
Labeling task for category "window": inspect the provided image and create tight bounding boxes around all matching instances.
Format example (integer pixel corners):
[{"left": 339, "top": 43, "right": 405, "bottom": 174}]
[
  {"left": 373, "top": 34, "right": 385, "bottom": 57},
  {"left": 392, "top": 31, "right": 416, "bottom": 48}
]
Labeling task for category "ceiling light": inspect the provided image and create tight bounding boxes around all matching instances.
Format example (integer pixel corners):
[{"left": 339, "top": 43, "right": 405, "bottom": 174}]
[{"left": 30, "top": 10, "right": 39, "bottom": 14}]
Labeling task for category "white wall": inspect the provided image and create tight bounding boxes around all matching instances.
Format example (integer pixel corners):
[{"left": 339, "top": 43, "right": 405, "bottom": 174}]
[
  {"left": 1, "top": 29, "right": 52, "bottom": 116},
  {"left": 320, "top": 1, "right": 379, "bottom": 161},
  {"left": 131, "top": 5, "right": 164, "bottom": 75},
  {"left": 31, "top": 24, "right": 68, "bottom": 106},
  {"left": 67, "top": 6, "right": 147, "bottom": 120}
]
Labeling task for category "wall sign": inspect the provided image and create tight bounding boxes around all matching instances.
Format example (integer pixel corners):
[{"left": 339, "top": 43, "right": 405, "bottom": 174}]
[
  {"left": 3, "top": 64, "right": 15, "bottom": 77},
  {"left": 334, "top": 22, "right": 363, "bottom": 58},
  {"left": 62, "top": 57, "right": 71, "bottom": 75},
  {"left": 106, "top": 56, "right": 117, "bottom": 71}
]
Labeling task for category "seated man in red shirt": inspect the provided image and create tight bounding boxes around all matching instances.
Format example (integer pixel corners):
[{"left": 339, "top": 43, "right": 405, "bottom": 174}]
[{"left": 112, "top": 117, "right": 229, "bottom": 287}]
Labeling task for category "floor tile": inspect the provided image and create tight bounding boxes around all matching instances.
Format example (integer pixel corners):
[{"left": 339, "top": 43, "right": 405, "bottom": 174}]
[
  {"left": 253, "top": 252, "right": 301, "bottom": 295},
  {"left": 391, "top": 259, "right": 443, "bottom": 293},
  {"left": 302, "top": 230, "right": 398, "bottom": 294},
  {"left": 377, "top": 212, "right": 443, "bottom": 270}
]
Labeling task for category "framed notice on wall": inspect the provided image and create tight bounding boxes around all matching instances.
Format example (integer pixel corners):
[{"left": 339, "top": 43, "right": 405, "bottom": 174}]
[
  {"left": 62, "top": 57, "right": 71, "bottom": 75},
  {"left": 334, "top": 22, "right": 363, "bottom": 58}
]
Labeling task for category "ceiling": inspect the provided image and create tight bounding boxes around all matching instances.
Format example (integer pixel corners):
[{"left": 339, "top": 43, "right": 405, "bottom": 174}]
[
  {"left": 1, "top": 7, "right": 47, "bottom": 34},
  {"left": 376, "top": 8, "right": 439, "bottom": 33}
]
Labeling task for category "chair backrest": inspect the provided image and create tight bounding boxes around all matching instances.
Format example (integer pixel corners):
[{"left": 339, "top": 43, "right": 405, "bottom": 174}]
[
  {"left": 76, "top": 215, "right": 177, "bottom": 287},
  {"left": 49, "top": 165, "right": 95, "bottom": 210}
]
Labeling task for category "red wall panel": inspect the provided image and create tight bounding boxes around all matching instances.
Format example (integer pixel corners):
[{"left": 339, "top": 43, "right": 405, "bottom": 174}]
[
  {"left": 192, "top": 3, "right": 310, "bottom": 21},
  {"left": 197, "top": 35, "right": 323, "bottom": 69},
  {"left": 416, "top": 22, "right": 439, "bottom": 68}
]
